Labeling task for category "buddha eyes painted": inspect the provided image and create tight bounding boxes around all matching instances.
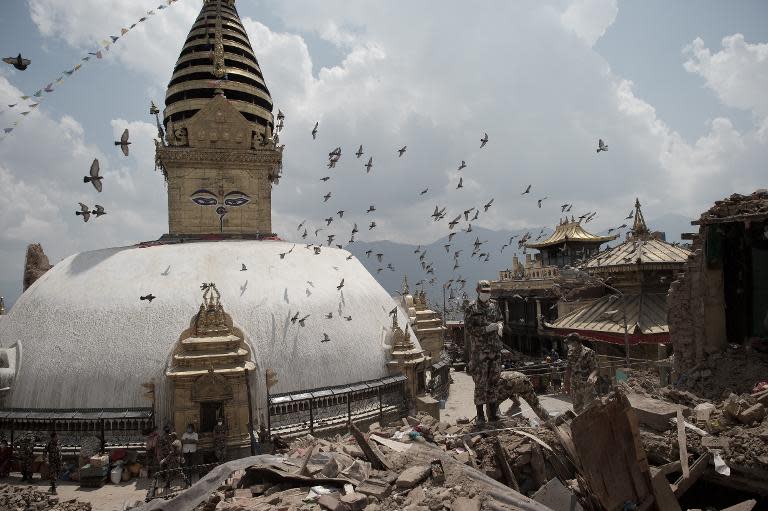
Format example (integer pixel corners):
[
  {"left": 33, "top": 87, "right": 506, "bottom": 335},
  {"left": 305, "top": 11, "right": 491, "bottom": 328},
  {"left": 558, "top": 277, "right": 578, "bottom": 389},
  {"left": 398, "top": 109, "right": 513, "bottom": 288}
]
[{"left": 190, "top": 190, "right": 251, "bottom": 208}]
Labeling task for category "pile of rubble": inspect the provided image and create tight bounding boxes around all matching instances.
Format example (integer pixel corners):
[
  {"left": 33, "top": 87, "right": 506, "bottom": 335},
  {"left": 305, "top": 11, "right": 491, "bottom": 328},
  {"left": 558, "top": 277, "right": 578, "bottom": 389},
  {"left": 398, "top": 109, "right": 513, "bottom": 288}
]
[{"left": 0, "top": 484, "right": 92, "bottom": 511}]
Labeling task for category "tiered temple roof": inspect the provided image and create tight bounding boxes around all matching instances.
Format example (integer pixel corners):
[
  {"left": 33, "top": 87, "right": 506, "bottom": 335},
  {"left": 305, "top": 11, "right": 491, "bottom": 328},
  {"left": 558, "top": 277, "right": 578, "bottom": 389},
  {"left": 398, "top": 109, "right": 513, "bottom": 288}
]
[{"left": 525, "top": 218, "right": 617, "bottom": 249}]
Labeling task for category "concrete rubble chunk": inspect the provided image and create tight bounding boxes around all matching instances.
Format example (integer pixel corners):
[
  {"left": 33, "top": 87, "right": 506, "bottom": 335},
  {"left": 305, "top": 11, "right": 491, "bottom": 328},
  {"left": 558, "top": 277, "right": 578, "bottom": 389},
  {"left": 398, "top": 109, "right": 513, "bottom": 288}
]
[
  {"left": 737, "top": 403, "right": 766, "bottom": 425},
  {"left": 452, "top": 496, "right": 481, "bottom": 511},
  {"left": 356, "top": 478, "right": 392, "bottom": 499},
  {"left": 340, "top": 492, "right": 368, "bottom": 511},
  {"left": 627, "top": 393, "right": 688, "bottom": 431},
  {"left": 532, "top": 478, "right": 584, "bottom": 511},
  {"left": 396, "top": 465, "right": 431, "bottom": 488},
  {"left": 321, "top": 456, "right": 340, "bottom": 478},
  {"left": 318, "top": 494, "right": 351, "bottom": 511}
]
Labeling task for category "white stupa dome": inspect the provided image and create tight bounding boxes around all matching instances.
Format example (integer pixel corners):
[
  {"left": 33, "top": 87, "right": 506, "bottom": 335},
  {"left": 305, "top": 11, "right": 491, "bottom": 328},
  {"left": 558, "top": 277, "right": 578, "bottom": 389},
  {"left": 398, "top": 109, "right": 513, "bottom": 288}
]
[{"left": 0, "top": 239, "right": 415, "bottom": 416}]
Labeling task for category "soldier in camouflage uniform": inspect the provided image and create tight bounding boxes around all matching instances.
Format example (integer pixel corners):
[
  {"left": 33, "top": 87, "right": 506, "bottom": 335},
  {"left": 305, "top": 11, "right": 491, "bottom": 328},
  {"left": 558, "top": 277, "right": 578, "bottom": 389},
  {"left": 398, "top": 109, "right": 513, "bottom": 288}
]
[
  {"left": 564, "top": 333, "right": 598, "bottom": 414},
  {"left": 464, "top": 280, "right": 504, "bottom": 424},
  {"left": 44, "top": 432, "right": 61, "bottom": 494},
  {"left": 498, "top": 370, "right": 549, "bottom": 421},
  {"left": 213, "top": 419, "right": 228, "bottom": 462},
  {"left": 158, "top": 425, "right": 172, "bottom": 467},
  {"left": 18, "top": 435, "right": 35, "bottom": 482}
]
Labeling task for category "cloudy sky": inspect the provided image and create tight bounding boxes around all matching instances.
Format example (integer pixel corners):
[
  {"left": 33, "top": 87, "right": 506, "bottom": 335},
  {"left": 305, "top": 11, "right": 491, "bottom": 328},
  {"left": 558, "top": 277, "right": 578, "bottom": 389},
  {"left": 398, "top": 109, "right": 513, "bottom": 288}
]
[{"left": 1, "top": 0, "right": 767, "bottom": 308}]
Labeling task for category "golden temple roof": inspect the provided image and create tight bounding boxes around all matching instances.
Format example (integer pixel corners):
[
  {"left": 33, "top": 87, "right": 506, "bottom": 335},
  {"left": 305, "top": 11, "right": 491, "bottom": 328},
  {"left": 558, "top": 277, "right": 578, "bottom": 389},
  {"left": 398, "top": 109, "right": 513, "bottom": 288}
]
[
  {"left": 582, "top": 200, "right": 691, "bottom": 272},
  {"left": 164, "top": 0, "right": 274, "bottom": 130},
  {"left": 525, "top": 218, "right": 617, "bottom": 249}
]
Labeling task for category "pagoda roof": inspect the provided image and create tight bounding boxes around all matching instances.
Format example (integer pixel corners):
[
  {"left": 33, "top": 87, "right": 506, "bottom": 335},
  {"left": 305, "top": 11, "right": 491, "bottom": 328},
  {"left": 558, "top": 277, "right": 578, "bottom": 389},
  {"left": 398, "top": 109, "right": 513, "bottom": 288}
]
[
  {"left": 582, "top": 199, "right": 691, "bottom": 273},
  {"left": 546, "top": 293, "right": 668, "bottom": 336},
  {"left": 525, "top": 219, "right": 617, "bottom": 249}
]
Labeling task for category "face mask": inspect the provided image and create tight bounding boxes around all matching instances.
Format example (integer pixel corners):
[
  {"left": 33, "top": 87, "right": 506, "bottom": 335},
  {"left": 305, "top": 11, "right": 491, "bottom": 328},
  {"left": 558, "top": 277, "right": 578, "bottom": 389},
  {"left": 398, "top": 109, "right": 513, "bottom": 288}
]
[
  {"left": 478, "top": 292, "right": 491, "bottom": 302},
  {"left": 187, "top": 428, "right": 192, "bottom": 433}
]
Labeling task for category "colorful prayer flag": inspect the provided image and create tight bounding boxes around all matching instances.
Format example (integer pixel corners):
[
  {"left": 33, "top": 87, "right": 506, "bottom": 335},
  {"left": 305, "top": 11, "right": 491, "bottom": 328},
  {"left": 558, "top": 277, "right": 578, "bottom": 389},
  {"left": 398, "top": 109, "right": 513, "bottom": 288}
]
[
  {"left": 3, "top": 128, "right": 13, "bottom": 134},
  {"left": 33, "top": 90, "right": 43, "bottom": 97},
  {"left": 20, "top": 111, "right": 30, "bottom": 116},
  {"left": 20, "top": 96, "right": 30, "bottom": 100},
  {"left": 110, "top": 36, "right": 119, "bottom": 43},
  {"left": 121, "top": 28, "right": 129, "bottom": 35}
]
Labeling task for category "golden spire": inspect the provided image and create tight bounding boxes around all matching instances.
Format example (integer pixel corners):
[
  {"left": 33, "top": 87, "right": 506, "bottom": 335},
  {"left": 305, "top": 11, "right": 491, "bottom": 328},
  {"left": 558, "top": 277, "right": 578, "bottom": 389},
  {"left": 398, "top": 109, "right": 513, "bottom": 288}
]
[
  {"left": 401, "top": 274, "right": 410, "bottom": 296},
  {"left": 631, "top": 198, "right": 649, "bottom": 236},
  {"left": 0, "top": 296, "right": 5, "bottom": 315},
  {"left": 212, "top": 5, "right": 227, "bottom": 79}
]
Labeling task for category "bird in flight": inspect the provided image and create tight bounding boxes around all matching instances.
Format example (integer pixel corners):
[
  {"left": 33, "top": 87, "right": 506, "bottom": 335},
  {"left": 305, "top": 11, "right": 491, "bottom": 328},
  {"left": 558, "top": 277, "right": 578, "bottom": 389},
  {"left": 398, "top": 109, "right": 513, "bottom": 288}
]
[
  {"left": 297, "top": 220, "right": 306, "bottom": 231},
  {"left": 320, "top": 176, "right": 330, "bottom": 182},
  {"left": 241, "top": 263, "right": 247, "bottom": 271},
  {"left": 140, "top": 294, "right": 156, "bottom": 302},
  {"left": 365, "top": 157, "right": 373, "bottom": 173},
  {"left": 537, "top": 197, "right": 548, "bottom": 208},
  {"left": 325, "top": 217, "right": 334, "bottom": 226},
  {"left": 366, "top": 205, "right": 376, "bottom": 213},
  {"left": 3, "top": 53, "right": 31, "bottom": 71},
  {"left": 484, "top": 199, "right": 494, "bottom": 212},
  {"left": 84, "top": 159, "right": 103, "bottom": 192},
  {"left": 337, "top": 278, "right": 345, "bottom": 290},
  {"left": 295, "top": 315, "right": 310, "bottom": 327},
  {"left": 596, "top": 139, "right": 608, "bottom": 153},
  {"left": 356, "top": 145, "right": 364, "bottom": 158},
  {"left": 321, "top": 333, "right": 331, "bottom": 343},
  {"left": 114, "top": 129, "right": 130, "bottom": 157},
  {"left": 369, "top": 221, "right": 377, "bottom": 230},
  {"left": 561, "top": 203, "right": 570, "bottom": 212},
  {"left": 625, "top": 210, "right": 634, "bottom": 220},
  {"left": 344, "top": 315, "right": 352, "bottom": 321},
  {"left": 521, "top": 184, "right": 531, "bottom": 195},
  {"left": 458, "top": 160, "right": 466, "bottom": 171},
  {"left": 311, "top": 122, "right": 319, "bottom": 139},
  {"left": 323, "top": 192, "right": 332, "bottom": 202},
  {"left": 448, "top": 215, "right": 461, "bottom": 229},
  {"left": 290, "top": 311, "right": 301, "bottom": 324},
  {"left": 480, "top": 132, "right": 489, "bottom": 148},
  {"left": 376, "top": 253, "right": 384, "bottom": 262},
  {"left": 325, "top": 312, "right": 334, "bottom": 319},
  {"left": 337, "top": 210, "right": 345, "bottom": 218},
  {"left": 398, "top": 146, "right": 407, "bottom": 157},
  {"left": 420, "top": 188, "right": 428, "bottom": 195},
  {"left": 75, "top": 203, "right": 91, "bottom": 222},
  {"left": 91, "top": 205, "right": 107, "bottom": 218},
  {"left": 365, "top": 250, "right": 373, "bottom": 258},
  {"left": 456, "top": 177, "right": 463, "bottom": 189}
]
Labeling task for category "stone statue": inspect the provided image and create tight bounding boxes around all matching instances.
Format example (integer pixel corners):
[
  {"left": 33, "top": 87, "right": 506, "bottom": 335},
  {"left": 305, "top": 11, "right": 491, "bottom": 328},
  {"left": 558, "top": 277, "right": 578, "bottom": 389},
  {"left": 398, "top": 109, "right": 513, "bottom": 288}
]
[
  {"left": 173, "top": 127, "right": 189, "bottom": 146},
  {"left": 23, "top": 243, "right": 53, "bottom": 291}
]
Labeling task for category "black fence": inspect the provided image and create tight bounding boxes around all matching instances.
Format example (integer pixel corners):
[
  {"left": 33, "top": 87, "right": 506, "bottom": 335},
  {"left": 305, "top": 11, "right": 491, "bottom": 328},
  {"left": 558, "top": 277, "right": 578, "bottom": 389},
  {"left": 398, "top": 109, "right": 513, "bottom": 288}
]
[
  {"left": 0, "top": 407, "right": 153, "bottom": 451},
  {"left": 267, "top": 375, "right": 407, "bottom": 437}
]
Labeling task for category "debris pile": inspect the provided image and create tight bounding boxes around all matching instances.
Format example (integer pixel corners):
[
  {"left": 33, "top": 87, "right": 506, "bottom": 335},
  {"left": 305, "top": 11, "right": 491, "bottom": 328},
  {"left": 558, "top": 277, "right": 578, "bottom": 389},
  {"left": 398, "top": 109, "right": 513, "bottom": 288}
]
[{"left": 0, "top": 484, "right": 92, "bottom": 511}]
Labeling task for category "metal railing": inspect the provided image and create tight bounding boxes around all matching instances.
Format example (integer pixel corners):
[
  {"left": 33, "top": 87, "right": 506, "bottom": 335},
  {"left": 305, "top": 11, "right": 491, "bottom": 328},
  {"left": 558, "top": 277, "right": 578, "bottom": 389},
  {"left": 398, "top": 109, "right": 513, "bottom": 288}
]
[
  {"left": 267, "top": 375, "right": 408, "bottom": 437},
  {"left": 428, "top": 360, "right": 450, "bottom": 400}
]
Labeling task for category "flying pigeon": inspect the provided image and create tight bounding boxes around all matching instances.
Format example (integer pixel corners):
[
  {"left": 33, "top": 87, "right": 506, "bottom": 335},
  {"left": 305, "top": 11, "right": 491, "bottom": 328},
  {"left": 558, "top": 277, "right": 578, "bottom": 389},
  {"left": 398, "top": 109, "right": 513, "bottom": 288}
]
[
  {"left": 420, "top": 188, "right": 428, "bottom": 195},
  {"left": 91, "top": 204, "right": 107, "bottom": 218},
  {"left": 337, "top": 210, "right": 344, "bottom": 218},
  {"left": 625, "top": 210, "right": 634, "bottom": 220},
  {"left": 114, "top": 129, "right": 130, "bottom": 156},
  {"left": 325, "top": 217, "right": 334, "bottom": 226},
  {"left": 365, "top": 157, "right": 373, "bottom": 173},
  {"left": 480, "top": 132, "right": 489, "bottom": 148},
  {"left": 449, "top": 215, "right": 461, "bottom": 229},
  {"left": 140, "top": 294, "right": 156, "bottom": 302},
  {"left": 241, "top": 263, "right": 247, "bottom": 271},
  {"left": 325, "top": 312, "right": 333, "bottom": 319},
  {"left": 84, "top": 159, "right": 103, "bottom": 192},
  {"left": 344, "top": 315, "right": 352, "bottom": 321},
  {"left": 75, "top": 202, "right": 91, "bottom": 222},
  {"left": 369, "top": 221, "right": 377, "bottom": 230},
  {"left": 337, "top": 278, "right": 345, "bottom": 290},
  {"left": 521, "top": 184, "right": 531, "bottom": 195},
  {"left": 351, "top": 223, "right": 359, "bottom": 234},
  {"left": 311, "top": 122, "right": 318, "bottom": 139},
  {"left": 561, "top": 203, "right": 570, "bottom": 212},
  {"left": 398, "top": 146, "right": 407, "bottom": 157},
  {"left": 290, "top": 311, "right": 300, "bottom": 324},
  {"left": 472, "top": 210, "right": 479, "bottom": 221},
  {"left": 366, "top": 205, "right": 376, "bottom": 213},
  {"left": 321, "top": 333, "right": 331, "bottom": 343},
  {"left": 456, "top": 177, "right": 463, "bottom": 189},
  {"left": 323, "top": 192, "right": 332, "bottom": 202},
  {"left": 596, "top": 139, "right": 608, "bottom": 153},
  {"left": 320, "top": 176, "right": 330, "bottom": 182},
  {"left": 356, "top": 145, "right": 363, "bottom": 158},
  {"left": 298, "top": 314, "right": 310, "bottom": 327},
  {"left": 301, "top": 229, "right": 308, "bottom": 239},
  {"left": 537, "top": 197, "right": 548, "bottom": 208},
  {"left": 327, "top": 234, "right": 335, "bottom": 245},
  {"left": 365, "top": 250, "right": 373, "bottom": 258},
  {"left": 463, "top": 223, "right": 473, "bottom": 233},
  {"left": 484, "top": 198, "right": 494, "bottom": 212},
  {"left": 2, "top": 53, "right": 31, "bottom": 71},
  {"left": 458, "top": 160, "right": 466, "bottom": 171}
]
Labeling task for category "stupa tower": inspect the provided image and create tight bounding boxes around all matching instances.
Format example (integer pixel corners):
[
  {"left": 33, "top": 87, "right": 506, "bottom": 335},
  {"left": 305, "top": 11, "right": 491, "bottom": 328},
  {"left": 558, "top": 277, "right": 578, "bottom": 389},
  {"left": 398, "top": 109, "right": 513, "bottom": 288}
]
[{"left": 156, "top": 0, "right": 283, "bottom": 239}]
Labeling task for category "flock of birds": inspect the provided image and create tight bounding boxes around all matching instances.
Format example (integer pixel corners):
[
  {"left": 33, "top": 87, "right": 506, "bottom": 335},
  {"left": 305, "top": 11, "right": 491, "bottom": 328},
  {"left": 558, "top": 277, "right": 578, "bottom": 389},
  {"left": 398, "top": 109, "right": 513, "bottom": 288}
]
[{"left": 5, "top": 49, "right": 629, "bottom": 345}]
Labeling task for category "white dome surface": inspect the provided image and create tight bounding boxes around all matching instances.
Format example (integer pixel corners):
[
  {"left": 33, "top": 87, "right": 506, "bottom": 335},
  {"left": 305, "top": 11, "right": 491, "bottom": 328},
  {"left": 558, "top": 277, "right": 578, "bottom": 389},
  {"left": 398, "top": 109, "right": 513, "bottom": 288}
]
[{"left": 0, "top": 240, "right": 414, "bottom": 412}]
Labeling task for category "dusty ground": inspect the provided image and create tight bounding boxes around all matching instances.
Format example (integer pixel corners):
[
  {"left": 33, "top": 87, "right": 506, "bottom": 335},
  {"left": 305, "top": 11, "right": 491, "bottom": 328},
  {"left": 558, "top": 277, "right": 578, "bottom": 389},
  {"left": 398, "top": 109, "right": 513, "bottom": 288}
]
[
  {"left": 441, "top": 368, "right": 573, "bottom": 424},
  {"left": 1, "top": 473, "right": 148, "bottom": 511}
]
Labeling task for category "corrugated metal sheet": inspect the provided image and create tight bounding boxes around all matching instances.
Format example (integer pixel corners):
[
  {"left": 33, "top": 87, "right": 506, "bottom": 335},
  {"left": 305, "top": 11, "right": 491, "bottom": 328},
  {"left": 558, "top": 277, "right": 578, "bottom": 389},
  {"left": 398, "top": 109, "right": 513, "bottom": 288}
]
[
  {"left": 526, "top": 221, "right": 617, "bottom": 249},
  {"left": 546, "top": 293, "right": 668, "bottom": 335},
  {"left": 583, "top": 238, "right": 691, "bottom": 271}
]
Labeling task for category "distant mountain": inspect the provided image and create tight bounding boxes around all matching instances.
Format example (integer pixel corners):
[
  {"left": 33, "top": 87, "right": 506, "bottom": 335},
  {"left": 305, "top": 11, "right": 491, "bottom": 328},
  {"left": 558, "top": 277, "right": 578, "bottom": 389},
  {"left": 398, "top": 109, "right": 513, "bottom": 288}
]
[{"left": 348, "top": 226, "right": 541, "bottom": 312}]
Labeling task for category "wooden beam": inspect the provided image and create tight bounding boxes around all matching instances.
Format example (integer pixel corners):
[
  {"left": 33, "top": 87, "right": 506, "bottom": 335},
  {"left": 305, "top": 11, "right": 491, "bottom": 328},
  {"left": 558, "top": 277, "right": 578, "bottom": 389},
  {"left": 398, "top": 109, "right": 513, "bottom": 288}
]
[
  {"left": 492, "top": 437, "right": 520, "bottom": 492},
  {"left": 349, "top": 422, "right": 391, "bottom": 471}
]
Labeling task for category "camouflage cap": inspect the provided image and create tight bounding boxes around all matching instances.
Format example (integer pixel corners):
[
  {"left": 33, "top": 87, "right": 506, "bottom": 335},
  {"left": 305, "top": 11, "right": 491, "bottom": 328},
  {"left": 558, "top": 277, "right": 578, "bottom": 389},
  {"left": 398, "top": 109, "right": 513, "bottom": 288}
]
[
  {"left": 564, "top": 332, "right": 582, "bottom": 343},
  {"left": 476, "top": 280, "right": 491, "bottom": 291}
]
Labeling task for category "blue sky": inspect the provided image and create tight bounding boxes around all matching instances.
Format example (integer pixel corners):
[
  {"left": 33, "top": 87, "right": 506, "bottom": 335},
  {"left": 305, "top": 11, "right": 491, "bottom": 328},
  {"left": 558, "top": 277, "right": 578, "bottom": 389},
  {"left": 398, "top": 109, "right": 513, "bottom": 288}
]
[{"left": 1, "top": 0, "right": 767, "bottom": 309}]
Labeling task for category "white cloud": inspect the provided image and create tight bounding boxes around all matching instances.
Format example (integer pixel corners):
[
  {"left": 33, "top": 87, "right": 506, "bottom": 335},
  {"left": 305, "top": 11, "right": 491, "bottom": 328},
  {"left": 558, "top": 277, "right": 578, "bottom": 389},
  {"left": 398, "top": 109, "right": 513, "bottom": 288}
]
[
  {"left": 3, "top": 0, "right": 766, "bottom": 308},
  {"left": 560, "top": 0, "right": 619, "bottom": 47},
  {"left": 683, "top": 34, "right": 768, "bottom": 119}
]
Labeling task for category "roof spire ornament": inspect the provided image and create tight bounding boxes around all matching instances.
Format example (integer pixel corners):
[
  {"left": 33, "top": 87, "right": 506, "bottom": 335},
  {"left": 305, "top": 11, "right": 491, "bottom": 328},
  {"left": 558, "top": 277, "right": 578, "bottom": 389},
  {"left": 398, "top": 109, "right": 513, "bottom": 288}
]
[
  {"left": 631, "top": 198, "right": 649, "bottom": 237},
  {"left": 212, "top": 5, "right": 227, "bottom": 80},
  {"left": 401, "top": 274, "right": 410, "bottom": 296}
]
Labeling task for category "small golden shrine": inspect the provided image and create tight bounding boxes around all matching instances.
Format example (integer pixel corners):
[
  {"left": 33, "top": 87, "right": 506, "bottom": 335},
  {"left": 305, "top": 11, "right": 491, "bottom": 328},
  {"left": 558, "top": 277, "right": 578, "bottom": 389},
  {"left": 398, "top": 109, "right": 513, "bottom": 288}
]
[{"left": 166, "top": 283, "right": 255, "bottom": 452}]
